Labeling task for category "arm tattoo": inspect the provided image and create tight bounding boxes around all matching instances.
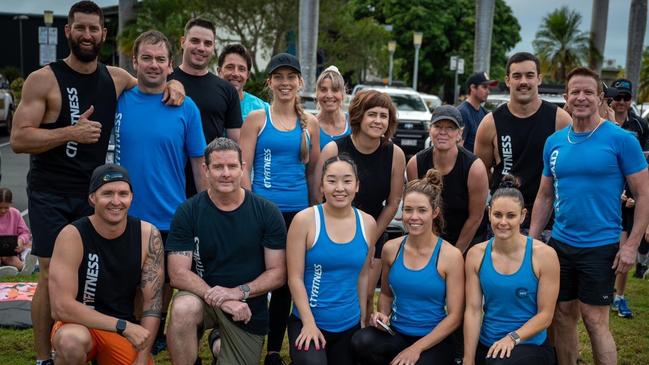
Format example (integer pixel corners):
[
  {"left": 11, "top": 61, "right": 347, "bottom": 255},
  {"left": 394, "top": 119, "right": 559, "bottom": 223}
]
[
  {"left": 168, "top": 250, "right": 192, "bottom": 257},
  {"left": 141, "top": 227, "right": 164, "bottom": 314},
  {"left": 142, "top": 309, "right": 162, "bottom": 318}
]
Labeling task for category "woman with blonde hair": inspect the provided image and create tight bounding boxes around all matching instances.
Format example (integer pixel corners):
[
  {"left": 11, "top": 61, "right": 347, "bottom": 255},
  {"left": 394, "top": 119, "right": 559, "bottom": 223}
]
[{"left": 316, "top": 65, "right": 350, "bottom": 150}]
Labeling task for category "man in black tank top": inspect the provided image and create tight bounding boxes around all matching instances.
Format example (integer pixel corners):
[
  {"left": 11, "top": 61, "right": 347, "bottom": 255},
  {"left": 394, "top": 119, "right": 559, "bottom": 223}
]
[
  {"left": 10, "top": 3, "right": 184, "bottom": 363},
  {"left": 474, "top": 52, "right": 571, "bottom": 235},
  {"left": 49, "top": 164, "right": 164, "bottom": 365}
]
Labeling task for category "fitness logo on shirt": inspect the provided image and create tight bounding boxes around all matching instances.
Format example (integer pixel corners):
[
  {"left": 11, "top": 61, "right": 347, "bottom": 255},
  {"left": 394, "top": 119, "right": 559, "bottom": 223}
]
[
  {"left": 66, "top": 87, "right": 80, "bottom": 158},
  {"left": 501, "top": 135, "right": 513, "bottom": 175},
  {"left": 309, "top": 264, "right": 322, "bottom": 307},
  {"left": 263, "top": 148, "right": 272, "bottom": 188},
  {"left": 550, "top": 149, "right": 560, "bottom": 210},
  {"left": 83, "top": 253, "right": 100, "bottom": 309}
]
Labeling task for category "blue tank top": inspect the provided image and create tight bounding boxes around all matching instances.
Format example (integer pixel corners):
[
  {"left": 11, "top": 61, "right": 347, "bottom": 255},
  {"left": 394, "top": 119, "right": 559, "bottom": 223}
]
[
  {"left": 293, "top": 204, "right": 369, "bottom": 332},
  {"left": 389, "top": 236, "right": 447, "bottom": 336},
  {"left": 479, "top": 237, "right": 546, "bottom": 346},
  {"left": 252, "top": 105, "right": 308, "bottom": 212},
  {"left": 319, "top": 113, "right": 351, "bottom": 150}
]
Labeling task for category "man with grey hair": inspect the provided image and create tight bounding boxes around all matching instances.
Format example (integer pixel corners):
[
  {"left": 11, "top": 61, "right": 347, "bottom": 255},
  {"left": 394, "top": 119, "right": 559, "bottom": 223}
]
[{"left": 166, "top": 138, "right": 287, "bottom": 365}]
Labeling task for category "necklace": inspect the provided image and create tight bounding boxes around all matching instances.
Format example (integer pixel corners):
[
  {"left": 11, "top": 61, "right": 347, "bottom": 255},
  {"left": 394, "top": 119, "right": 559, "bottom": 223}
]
[{"left": 567, "top": 120, "right": 605, "bottom": 144}]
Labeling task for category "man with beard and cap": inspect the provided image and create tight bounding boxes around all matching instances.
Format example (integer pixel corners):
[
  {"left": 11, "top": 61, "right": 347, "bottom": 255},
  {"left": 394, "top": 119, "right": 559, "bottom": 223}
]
[{"left": 10, "top": 2, "right": 184, "bottom": 364}]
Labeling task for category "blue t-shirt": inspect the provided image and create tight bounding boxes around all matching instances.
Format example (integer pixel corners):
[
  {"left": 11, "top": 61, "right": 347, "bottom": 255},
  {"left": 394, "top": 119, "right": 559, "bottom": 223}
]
[
  {"left": 114, "top": 87, "right": 206, "bottom": 231},
  {"left": 458, "top": 101, "right": 487, "bottom": 152},
  {"left": 241, "top": 92, "right": 268, "bottom": 123},
  {"left": 542, "top": 121, "right": 647, "bottom": 247}
]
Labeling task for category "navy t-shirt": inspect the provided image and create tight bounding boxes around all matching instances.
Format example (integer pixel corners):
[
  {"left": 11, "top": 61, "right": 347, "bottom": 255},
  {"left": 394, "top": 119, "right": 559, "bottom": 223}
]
[
  {"left": 458, "top": 100, "right": 487, "bottom": 152},
  {"left": 166, "top": 190, "right": 286, "bottom": 335}
]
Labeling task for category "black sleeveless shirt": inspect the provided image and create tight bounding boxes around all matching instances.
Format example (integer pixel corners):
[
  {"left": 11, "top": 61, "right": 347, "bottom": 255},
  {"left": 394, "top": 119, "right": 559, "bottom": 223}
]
[
  {"left": 73, "top": 216, "right": 142, "bottom": 322},
  {"left": 28, "top": 60, "right": 117, "bottom": 194},
  {"left": 335, "top": 136, "right": 394, "bottom": 220},
  {"left": 492, "top": 100, "right": 556, "bottom": 227},
  {"left": 415, "top": 146, "right": 485, "bottom": 245}
]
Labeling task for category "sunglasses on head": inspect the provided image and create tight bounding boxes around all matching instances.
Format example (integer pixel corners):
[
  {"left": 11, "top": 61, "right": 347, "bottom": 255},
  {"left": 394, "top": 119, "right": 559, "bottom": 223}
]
[{"left": 613, "top": 94, "right": 632, "bottom": 102}]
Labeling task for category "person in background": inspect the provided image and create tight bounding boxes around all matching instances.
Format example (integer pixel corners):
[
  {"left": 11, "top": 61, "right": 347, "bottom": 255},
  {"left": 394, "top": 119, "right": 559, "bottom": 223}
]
[
  {"left": 0, "top": 187, "right": 36, "bottom": 276},
  {"left": 316, "top": 66, "right": 350, "bottom": 150},
  {"left": 457, "top": 72, "right": 496, "bottom": 152}
]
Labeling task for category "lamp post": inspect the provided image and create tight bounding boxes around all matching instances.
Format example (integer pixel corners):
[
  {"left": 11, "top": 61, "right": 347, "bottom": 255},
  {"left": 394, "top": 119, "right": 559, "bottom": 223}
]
[
  {"left": 388, "top": 40, "right": 396, "bottom": 85},
  {"left": 39, "top": 10, "right": 57, "bottom": 67},
  {"left": 13, "top": 15, "right": 29, "bottom": 76},
  {"left": 412, "top": 32, "right": 423, "bottom": 90},
  {"left": 44, "top": 10, "right": 53, "bottom": 26}
]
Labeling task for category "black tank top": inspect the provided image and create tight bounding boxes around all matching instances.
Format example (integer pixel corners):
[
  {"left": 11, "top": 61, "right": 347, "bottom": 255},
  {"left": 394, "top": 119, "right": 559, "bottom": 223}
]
[
  {"left": 28, "top": 60, "right": 117, "bottom": 194},
  {"left": 492, "top": 100, "right": 556, "bottom": 227},
  {"left": 336, "top": 136, "right": 394, "bottom": 219},
  {"left": 73, "top": 216, "right": 142, "bottom": 322},
  {"left": 415, "top": 146, "right": 485, "bottom": 244}
]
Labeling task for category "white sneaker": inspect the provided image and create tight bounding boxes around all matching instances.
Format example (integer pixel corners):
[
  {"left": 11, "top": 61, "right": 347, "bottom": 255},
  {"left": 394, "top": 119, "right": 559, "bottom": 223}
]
[
  {"left": 0, "top": 266, "right": 19, "bottom": 277},
  {"left": 21, "top": 254, "right": 37, "bottom": 275}
]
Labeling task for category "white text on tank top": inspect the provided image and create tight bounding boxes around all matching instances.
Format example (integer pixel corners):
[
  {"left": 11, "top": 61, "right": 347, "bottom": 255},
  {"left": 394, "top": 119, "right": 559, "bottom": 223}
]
[
  {"left": 501, "top": 135, "right": 513, "bottom": 175},
  {"left": 83, "top": 253, "right": 99, "bottom": 309},
  {"left": 66, "top": 87, "right": 80, "bottom": 158}
]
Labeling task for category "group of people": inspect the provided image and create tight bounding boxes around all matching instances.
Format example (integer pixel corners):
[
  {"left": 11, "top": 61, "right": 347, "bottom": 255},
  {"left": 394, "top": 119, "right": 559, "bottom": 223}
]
[{"left": 8, "top": 1, "right": 649, "bottom": 365}]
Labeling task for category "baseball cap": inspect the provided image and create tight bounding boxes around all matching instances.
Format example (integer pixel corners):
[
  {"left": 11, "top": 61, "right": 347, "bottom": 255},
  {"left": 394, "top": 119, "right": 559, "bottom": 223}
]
[
  {"left": 89, "top": 164, "right": 132, "bottom": 194},
  {"left": 602, "top": 82, "right": 618, "bottom": 99},
  {"left": 612, "top": 79, "right": 632, "bottom": 95},
  {"left": 430, "top": 105, "right": 464, "bottom": 128},
  {"left": 466, "top": 72, "right": 498, "bottom": 89},
  {"left": 266, "top": 53, "right": 301, "bottom": 75}
]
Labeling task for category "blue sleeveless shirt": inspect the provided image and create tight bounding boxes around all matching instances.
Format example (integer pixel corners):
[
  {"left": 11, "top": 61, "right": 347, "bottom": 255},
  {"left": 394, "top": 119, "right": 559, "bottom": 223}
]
[
  {"left": 479, "top": 236, "right": 546, "bottom": 346},
  {"left": 319, "top": 113, "right": 351, "bottom": 150},
  {"left": 252, "top": 105, "right": 308, "bottom": 212},
  {"left": 293, "top": 204, "right": 369, "bottom": 332},
  {"left": 389, "top": 236, "right": 447, "bottom": 336}
]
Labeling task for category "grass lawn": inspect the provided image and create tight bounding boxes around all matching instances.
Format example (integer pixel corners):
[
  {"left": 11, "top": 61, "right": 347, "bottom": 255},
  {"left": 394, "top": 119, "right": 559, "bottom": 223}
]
[{"left": 1, "top": 273, "right": 648, "bottom": 364}]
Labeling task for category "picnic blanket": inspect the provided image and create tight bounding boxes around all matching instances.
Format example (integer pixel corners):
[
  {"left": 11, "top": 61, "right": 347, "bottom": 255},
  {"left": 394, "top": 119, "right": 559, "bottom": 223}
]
[{"left": 0, "top": 282, "right": 36, "bottom": 328}]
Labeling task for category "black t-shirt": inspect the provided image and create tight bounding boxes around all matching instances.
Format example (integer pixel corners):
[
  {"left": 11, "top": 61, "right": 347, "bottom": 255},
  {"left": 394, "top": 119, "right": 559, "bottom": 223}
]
[
  {"left": 621, "top": 112, "right": 649, "bottom": 152},
  {"left": 168, "top": 67, "right": 242, "bottom": 142},
  {"left": 166, "top": 190, "right": 286, "bottom": 335}
]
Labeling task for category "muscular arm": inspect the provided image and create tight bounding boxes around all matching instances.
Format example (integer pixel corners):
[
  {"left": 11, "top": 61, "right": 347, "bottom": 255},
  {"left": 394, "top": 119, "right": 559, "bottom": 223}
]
[
  {"left": 245, "top": 248, "right": 286, "bottom": 299},
  {"left": 462, "top": 245, "right": 486, "bottom": 365},
  {"left": 137, "top": 224, "right": 164, "bottom": 363},
  {"left": 474, "top": 113, "right": 497, "bottom": 183},
  {"left": 374, "top": 146, "right": 406, "bottom": 241},
  {"left": 110, "top": 66, "right": 185, "bottom": 105},
  {"left": 555, "top": 107, "right": 572, "bottom": 130},
  {"left": 190, "top": 156, "right": 207, "bottom": 193},
  {"left": 455, "top": 159, "right": 489, "bottom": 253},
  {"left": 168, "top": 251, "right": 211, "bottom": 298},
  {"left": 313, "top": 142, "right": 339, "bottom": 204},
  {"left": 239, "top": 110, "right": 264, "bottom": 189},
  {"left": 306, "top": 114, "right": 321, "bottom": 204},
  {"left": 529, "top": 176, "right": 555, "bottom": 239}
]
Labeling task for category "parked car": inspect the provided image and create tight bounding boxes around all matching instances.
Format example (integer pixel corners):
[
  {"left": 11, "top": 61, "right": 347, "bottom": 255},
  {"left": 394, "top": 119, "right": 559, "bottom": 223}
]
[{"left": 420, "top": 92, "right": 442, "bottom": 111}]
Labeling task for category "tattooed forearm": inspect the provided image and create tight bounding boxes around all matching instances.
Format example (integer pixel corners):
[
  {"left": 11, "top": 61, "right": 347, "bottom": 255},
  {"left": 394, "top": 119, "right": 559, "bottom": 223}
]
[
  {"left": 142, "top": 309, "right": 162, "bottom": 318},
  {"left": 141, "top": 226, "right": 164, "bottom": 314},
  {"left": 168, "top": 250, "right": 192, "bottom": 257}
]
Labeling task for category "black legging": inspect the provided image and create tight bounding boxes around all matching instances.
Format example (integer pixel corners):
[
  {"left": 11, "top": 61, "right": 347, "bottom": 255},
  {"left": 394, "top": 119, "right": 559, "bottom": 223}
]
[
  {"left": 287, "top": 314, "right": 358, "bottom": 365},
  {"left": 351, "top": 326, "right": 455, "bottom": 365},
  {"left": 266, "top": 211, "right": 298, "bottom": 353},
  {"left": 475, "top": 341, "right": 555, "bottom": 365}
]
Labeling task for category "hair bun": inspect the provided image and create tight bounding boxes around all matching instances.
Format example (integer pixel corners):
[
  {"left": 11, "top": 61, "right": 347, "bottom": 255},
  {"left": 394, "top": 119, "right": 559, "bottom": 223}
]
[
  {"left": 424, "top": 168, "right": 443, "bottom": 189},
  {"left": 324, "top": 65, "right": 341, "bottom": 74},
  {"left": 498, "top": 174, "right": 520, "bottom": 190}
]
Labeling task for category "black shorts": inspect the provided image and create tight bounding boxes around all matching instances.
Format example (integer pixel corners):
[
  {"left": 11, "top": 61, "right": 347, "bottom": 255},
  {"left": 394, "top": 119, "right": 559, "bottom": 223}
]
[
  {"left": 28, "top": 189, "right": 93, "bottom": 258},
  {"left": 621, "top": 206, "right": 634, "bottom": 233},
  {"left": 548, "top": 237, "right": 618, "bottom": 305}
]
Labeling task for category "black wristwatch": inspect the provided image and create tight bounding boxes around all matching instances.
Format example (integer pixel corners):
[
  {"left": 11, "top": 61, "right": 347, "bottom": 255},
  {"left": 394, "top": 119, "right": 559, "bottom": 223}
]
[
  {"left": 116, "top": 319, "right": 127, "bottom": 336},
  {"left": 239, "top": 284, "right": 250, "bottom": 302}
]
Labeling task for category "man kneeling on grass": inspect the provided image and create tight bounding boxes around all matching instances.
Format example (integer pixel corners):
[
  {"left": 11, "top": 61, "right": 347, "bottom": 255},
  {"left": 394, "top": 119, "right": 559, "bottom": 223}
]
[{"left": 49, "top": 164, "right": 164, "bottom": 365}]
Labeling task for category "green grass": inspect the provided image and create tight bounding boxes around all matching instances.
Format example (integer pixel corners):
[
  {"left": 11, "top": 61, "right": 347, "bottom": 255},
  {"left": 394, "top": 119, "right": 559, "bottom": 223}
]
[{"left": 1, "top": 273, "right": 647, "bottom": 364}]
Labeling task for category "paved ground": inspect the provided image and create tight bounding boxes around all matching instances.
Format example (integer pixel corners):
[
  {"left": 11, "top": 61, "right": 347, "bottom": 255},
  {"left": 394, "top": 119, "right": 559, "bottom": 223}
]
[{"left": 0, "top": 134, "right": 30, "bottom": 224}]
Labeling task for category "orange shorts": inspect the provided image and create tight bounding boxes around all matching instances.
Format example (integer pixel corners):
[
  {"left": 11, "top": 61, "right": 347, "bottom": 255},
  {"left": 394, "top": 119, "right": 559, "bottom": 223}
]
[{"left": 51, "top": 321, "right": 154, "bottom": 365}]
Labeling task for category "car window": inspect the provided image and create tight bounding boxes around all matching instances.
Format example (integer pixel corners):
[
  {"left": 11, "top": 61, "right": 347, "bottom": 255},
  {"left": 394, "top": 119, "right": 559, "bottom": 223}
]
[{"left": 389, "top": 94, "right": 428, "bottom": 112}]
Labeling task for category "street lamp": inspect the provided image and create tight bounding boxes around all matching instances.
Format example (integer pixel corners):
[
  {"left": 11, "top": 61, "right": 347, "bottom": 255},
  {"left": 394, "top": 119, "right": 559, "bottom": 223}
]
[
  {"left": 412, "top": 32, "right": 423, "bottom": 90},
  {"left": 13, "top": 15, "right": 29, "bottom": 76},
  {"left": 44, "top": 10, "right": 54, "bottom": 26},
  {"left": 388, "top": 40, "right": 397, "bottom": 85}
]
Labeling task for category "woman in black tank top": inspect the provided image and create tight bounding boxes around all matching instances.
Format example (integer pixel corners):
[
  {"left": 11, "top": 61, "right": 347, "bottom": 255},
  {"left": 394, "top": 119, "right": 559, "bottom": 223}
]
[
  {"left": 406, "top": 105, "right": 489, "bottom": 254},
  {"left": 316, "top": 90, "right": 406, "bottom": 322}
]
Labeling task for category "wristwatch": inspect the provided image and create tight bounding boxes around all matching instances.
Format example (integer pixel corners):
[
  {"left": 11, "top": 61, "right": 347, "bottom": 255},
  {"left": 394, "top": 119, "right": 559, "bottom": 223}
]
[
  {"left": 116, "top": 319, "right": 127, "bottom": 336},
  {"left": 507, "top": 331, "right": 521, "bottom": 345},
  {"left": 239, "top": 284, "right": 250, "bottom": 302}
]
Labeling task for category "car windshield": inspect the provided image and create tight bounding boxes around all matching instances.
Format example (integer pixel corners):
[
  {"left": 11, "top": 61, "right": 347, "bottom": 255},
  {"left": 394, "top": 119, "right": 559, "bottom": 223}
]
[{"left": 389, "top": 94, "right": 428, "bottom": 112}]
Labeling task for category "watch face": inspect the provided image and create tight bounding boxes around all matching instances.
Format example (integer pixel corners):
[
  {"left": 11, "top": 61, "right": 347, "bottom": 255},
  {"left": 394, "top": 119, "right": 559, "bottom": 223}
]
[{"left": 241, "top": 284, "right": 250, "bottom": 292}]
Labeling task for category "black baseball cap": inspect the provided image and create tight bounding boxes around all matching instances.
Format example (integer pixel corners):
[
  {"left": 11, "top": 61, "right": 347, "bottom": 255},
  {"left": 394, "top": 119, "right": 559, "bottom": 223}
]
[
  {"left": 430, "top": 105, "right": 464, "bottom": 128},
  {"left": 466, "top": 72, "right": 498, "bottom": 89},
  {"left": 266, "top": 53, "right": 301, "bottom": 75},
  {"left": 612, "top": 79, "right": 632, "bottom": 95},
  {"left": 89, "top": 164, "right": 132, "bottom": 194},
  {"left": 602, "top": 82, "right": 618, "bottom": 99}
]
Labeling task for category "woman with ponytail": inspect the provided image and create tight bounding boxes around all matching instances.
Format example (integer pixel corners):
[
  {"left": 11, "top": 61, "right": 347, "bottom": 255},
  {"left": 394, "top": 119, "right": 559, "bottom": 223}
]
[
  {"left": 316, "top": 89, "right": 406, "bottom": 322},
  {"left": 240, "top": 53, "right": 320, "bottom": 364},
  {"left": 351, "top": 169, "right": 464, "bottom": 365},
  {"left": 315, "top": 66, "right": 350, "bottom": 150},
  {"left": 463, "top": 175, "right": 559, "bottom": 365}
]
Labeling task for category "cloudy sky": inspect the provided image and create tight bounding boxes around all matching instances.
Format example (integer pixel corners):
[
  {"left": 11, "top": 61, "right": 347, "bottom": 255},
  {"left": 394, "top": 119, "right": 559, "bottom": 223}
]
[{"left": 5, "top": 0, "right": 649, "bottom": 66}]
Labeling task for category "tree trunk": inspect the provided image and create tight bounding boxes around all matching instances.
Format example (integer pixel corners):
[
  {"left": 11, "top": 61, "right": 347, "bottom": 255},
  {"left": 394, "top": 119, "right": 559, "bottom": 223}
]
[
  {"left": 626, "top": 0, "right": 647, "bottom": 99},
  {"left": 473, "top": 0, "right": 496, "bottom": 74},
  {"left": 118, "top": 0, "right": 136, "bottom": 74},
  {"left": 298, "top": 0, "right": 319, "bottom": 93},
  {"left": 589, "top": 0, "right": 609, "bottom": 74}
]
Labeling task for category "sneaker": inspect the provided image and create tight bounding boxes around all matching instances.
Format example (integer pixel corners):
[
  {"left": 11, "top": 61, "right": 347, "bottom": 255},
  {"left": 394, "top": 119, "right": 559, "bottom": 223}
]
[
  {"left": 21, "top": 254, "right": 37, "bottom": 275},
  {"left": 634, "top": 263, "right": 647, "bottom": 278},
  {"left": 0, "top": 266, "right": 18, "bottom": 277},
  {"left": 613, "top": 297, "right": 633, "bottom": 318},
  {"left": 264, "top": 352, "right": 287, "bottom": 365}
]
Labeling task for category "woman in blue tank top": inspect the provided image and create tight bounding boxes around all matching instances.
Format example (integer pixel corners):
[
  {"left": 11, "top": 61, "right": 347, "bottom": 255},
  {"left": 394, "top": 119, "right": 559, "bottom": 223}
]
[
  {"left": 464, "top": 175, "right": 560, "bottom": 365},
  {"left": 316, "top": 66, "right": 351, "bottom": 150},
  {"left": 239, "top": 53, "right": 321, "bottom": 363},
  {"left": 287, "top": 155, "right": 377, "bottom": 365},
  {"left": 351, "top": 169, "right": 464, "bottom": 365}
]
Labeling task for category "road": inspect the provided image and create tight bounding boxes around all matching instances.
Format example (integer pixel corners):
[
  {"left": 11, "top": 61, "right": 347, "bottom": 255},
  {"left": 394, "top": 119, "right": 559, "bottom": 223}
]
[{"left": 0, "top": 134, "right": 31, "bottom": 224}]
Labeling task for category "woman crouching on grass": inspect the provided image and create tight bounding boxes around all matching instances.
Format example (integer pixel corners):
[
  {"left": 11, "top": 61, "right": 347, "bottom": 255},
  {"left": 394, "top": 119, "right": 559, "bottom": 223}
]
[
  {"left": 463, "top": 175, "right": 560, "bottom": 365},
  {"left": 351, "top": 168, "right": 464, "bottom": 365}
]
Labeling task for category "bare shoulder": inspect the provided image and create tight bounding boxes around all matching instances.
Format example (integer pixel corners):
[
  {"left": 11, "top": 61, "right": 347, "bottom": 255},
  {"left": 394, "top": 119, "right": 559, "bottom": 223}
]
[
  {"left": 381, "top": 236, "right": 402, "bottom": 263},
  {"left": 22, "top": 66, "right": 57, "bottom": 95},
  {"left": 293, "top": 206, "right": 315, "bottom": 226},
  {"left": 320, "top": 139, "right": 339, "bottom": 158},
  {"left": 304, "top": 112, "right": 319, "bottom": 127},
  {"left": 555, "top": 107, "right": 572, "bottom": 129},
  {"left": 476, "top": 112, "right": 495, "bottom": 137},
  {"left": 107, "top": 65, "right": 135, "bottom": 92},
  {"left": 392, "top": 143, "right": 406, "bottom": 161},
  {"left": 244, "top": 108, "right": 266, "bottom": 129},
  {"left": 359, "top": 210, "right": 377, "bottom": 233},
  {"left": 532, "top": 240, "right": 558, "bottom": 261},
  {"left": 440, "top": 240, "right": 463, "bottom": 262},
  {"left": 465, "top": 241, "right": 487, "bottom": 269}
]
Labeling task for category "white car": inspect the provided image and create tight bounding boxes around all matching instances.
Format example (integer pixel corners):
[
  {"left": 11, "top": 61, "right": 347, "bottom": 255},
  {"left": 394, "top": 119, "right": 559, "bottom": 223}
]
[{"left": 0, "top": 75, "right": 14, "bottom": 134}]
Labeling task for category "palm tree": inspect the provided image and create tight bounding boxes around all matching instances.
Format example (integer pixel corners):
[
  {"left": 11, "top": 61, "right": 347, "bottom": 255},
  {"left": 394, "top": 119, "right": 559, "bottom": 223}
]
[
  {"left": 589, "top": 0, "right": 609, "bottom": 74},
  {"left": 533, "top": 6, "right": 589, "bottom": 83},
  {"left": 118, "top": 0, "right": 136, "bottom": 73},
  {"left": 626, "top": 0, "right": 647, "bottom": 99},
  {"left": 638, "top": 47, "right": 649, "bottom": 102}
]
